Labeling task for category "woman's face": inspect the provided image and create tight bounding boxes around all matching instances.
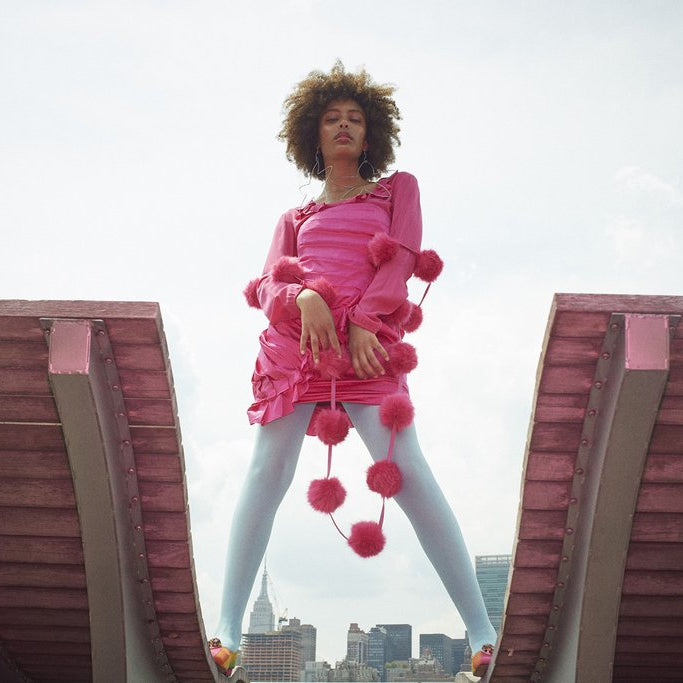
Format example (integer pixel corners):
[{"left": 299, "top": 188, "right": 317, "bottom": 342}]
[{"left": 318, "top": 98, "right": 367, "bottom": 165}]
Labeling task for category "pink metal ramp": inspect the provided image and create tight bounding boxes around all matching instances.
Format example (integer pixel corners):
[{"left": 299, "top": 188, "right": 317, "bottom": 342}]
[
  {"left": 483, "top": 294, "right": 683, "bottom": 682},
  {"left": 0, "top": 301, "right": 242, "bottom": 682}
]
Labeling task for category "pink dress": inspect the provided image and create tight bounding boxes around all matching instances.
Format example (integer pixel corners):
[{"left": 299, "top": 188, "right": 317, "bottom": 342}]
[{"left": 247, "top": 171, "right": 422, "bottom": 428}]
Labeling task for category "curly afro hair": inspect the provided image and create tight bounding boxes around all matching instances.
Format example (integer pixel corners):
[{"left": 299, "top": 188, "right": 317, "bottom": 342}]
[{"left": 278, "top": 61, "right": 401, "bottom": 181}]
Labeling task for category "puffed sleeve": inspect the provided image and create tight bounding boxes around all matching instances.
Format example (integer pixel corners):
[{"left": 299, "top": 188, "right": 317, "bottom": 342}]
[
  {"left": 348, "top": 172, "right": 422, "bottom": 333},
  {"left": 256, "top": 209, "right": 305, "bottom": 324}
]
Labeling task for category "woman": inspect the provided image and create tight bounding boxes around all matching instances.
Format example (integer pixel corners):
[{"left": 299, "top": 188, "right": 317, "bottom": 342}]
[{"left": 210, "top": 63, "right": 496, "bottom": 678}]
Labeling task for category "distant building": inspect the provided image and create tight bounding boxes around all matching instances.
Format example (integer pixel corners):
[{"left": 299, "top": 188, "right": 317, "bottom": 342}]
[
  {"left": 330, "top": 659, "right": 377, "bottom": 681},
  {"left": 248, "top": 566, "right": 275, "bottom": 634},
  {"left": 304, "top": 660, "right": 332, "bottom": 682},
  {"left": 242, "top": 629, "right": 303, "bottom": 682},
  {"left": 475, "top": 554, "right": 511, "bottom": 632},
  {"left": 420, "top": 634, "right": 454, "bottom": 675},
  {"left": 376, "top": 624, "right": 411, "bottom": 662},
  {"left": 301, "top": 623, "right": 317, "bottom": 664},
  {"left": 282, "top": 617, "right": 317, "bottom": 678},
  {"left": 451, "top": 637, "right": 468, "bottom": 672},
  {"left": 368, "top": 626, "right": 387, "bottom": 680},
  {"left": 385, "top": 656, "right": 452, "bottom": 681},
  {"left": 347, "top": 622, "right": 369, "bottom": 665}
]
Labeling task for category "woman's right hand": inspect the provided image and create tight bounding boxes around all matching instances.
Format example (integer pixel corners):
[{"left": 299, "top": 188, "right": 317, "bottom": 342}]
[{"left": 295, "top": 289, "right": 341, "bottom": 364}]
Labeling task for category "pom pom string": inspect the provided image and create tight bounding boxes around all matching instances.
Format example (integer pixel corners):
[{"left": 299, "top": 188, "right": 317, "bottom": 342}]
[
  {"left": 379, "top": 499, "right": 385, "bottom": 529},
  {"left": 326, "top": 377, "right": 337, "bottom": 478},
  {"left": 387, "top": 428, "right": 397, "bottom": 461},
  {"left": 329, "top": 513, "right": 349, "bottom": 541},
  {"left": 418, "top": 283, "right": 431, "bottom": 307}
]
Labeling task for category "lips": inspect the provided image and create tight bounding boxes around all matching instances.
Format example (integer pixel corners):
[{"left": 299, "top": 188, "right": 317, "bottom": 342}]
[{"left": 334, "top": 132, "right": 352, "bottom": 141}]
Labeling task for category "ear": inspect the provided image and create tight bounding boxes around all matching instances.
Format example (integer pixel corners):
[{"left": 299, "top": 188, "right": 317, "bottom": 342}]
[{"left": 363, "top": 141, "right": 369, "bottom": 151}]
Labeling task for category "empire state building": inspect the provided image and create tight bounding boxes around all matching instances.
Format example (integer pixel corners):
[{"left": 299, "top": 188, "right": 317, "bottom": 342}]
[{"left": 248, "top": 566, "right": 275, "bottom": 633}]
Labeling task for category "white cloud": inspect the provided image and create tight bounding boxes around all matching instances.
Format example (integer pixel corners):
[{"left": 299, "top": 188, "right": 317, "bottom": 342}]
[{"left": 614, "top": 166, "right": 682, "bottom": 206}]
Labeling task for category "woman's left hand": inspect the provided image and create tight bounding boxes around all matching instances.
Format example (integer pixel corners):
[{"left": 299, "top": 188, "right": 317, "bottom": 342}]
[{"left": 348, "top": 322, "right": 389, "bottom": 379}]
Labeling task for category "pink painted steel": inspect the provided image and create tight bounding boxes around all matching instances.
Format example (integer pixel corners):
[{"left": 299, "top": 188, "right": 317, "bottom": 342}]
[
  {"left": 625, "top": 314, "right": 670, "bottom": 370},
  {"left": 48, "top": 319, "right": 91, "bottom": 375}
]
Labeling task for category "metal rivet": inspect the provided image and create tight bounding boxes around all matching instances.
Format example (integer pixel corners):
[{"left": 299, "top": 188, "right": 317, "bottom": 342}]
[
  {"left": 562, "top": 555, "right": 569, "bottom": 562},
  {"left": 581, "top": 438, "right": 589, "bottom": 446},
  {"left": 128, "top": 467, "right": 135, "bottom": 474},
  {"left": 566, "top": 528, "right": 574, "bottom": 535},
  {"left": 135, "top": 525, "right": 142, "bottom": 531},
  {"left": 594, "top": 380, "right": 603, "bottom": 389},
  {"left": 611, "top": 323, "right": 619, "bottom": 330},
  {"left": 112, "top": 384, "right": 120, "bottom": 391},
  {"left": 601, "top": 351, "right": 610, "bottom": 360},
  {"left": 557, "top": 581, "right": 565, "bottom": 588},
  {"left": 553, "top": 605, "right": 560, "bottom": 611},
  {"left": 123, "top": 439, "right": 131, "bottom": 447},
  {"left": 570, "top": 497, "right": 577, "bottom": 504},
  {"left": 138, "top": 552, "right": 145, "bottom": 559},
  {"left": 588, "top": 408, "right": 596, "bottom": 417},
  {"left": 98, "top": 329, "right": 105, "bottom": 336},
  {"left": 105, "top": 357, "right": 113, "bottom": 364},
  {"left": 131, "top": 496, "right": 139, "bottom": 504},
  {"left": 575, "top": 467, "right": 584, "bottom": 475}
]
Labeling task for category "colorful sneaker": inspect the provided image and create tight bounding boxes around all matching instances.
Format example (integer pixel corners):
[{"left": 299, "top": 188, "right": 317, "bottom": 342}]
[
  {"left": 208, "top": 638, "right": 239, "bottom": 676},
  {"left": 472, "top": 643, "right": 494, "bottom": 677}
]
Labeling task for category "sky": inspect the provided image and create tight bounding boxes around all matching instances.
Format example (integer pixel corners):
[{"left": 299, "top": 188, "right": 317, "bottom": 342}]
[{"left": 2, "top": 0, "right": 683, "bottom": 667}]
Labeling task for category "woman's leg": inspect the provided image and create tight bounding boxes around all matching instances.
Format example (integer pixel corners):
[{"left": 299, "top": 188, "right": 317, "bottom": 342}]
[
  {"left": 342, "top": 402, "right": 497, "bottom": 653},
  {"left": 215, "top": 403, "right": 316, "bottom": 650}
]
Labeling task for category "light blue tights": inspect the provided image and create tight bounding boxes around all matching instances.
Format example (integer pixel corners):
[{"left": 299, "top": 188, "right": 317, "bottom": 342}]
[{"left": 216, "top": 402, "right": 496, "bottom": 653}]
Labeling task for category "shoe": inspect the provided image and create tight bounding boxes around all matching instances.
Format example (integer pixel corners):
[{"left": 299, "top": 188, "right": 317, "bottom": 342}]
[
  {"left": 472, "top": 643, "right": 494, "bottom": 677},
  {"left": 209, "top": 638, "right": 239, "bottom": 676}
]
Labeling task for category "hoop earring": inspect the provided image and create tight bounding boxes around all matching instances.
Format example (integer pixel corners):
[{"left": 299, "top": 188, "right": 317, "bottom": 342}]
[
  {"left": 312, "top": 147, "right": 324, "bottom": 178},
  {"left": 358, "top": 150, "right": 376, "bottom": 179}
]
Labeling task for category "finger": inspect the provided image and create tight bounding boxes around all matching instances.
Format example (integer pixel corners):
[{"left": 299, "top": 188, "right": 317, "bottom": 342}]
[
  {"left": 300, "top": 328, "right": 308, "bottom": 355},
  {"left": 358, "top": 351, "right": 378, "bottom": 378},
  {"left": 330, "top": 332, "right": 342, "bottom": 357},
  {"left": 351, "top": 353, "right": 367, "bottom": 380},
  {"left": 368, "top": 347, "right": 386, "bottom": 375},
  {"left": 310, "top": 333, "right": 320, "bottom": 364},
  {"left": 375, "top": 341, "right": 389, "bottom": 361}
]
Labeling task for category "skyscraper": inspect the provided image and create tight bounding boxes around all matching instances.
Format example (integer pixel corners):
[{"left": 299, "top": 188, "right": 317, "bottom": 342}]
[
  {"left": 420, "top": 633, "right": 454, "bottom": 675},
  {"left": 282, "top": 617, "right": 317, "bottom": 665},
  {"left": 475, "top": 554, "right": 511, "bottom": 632},
  {"left": 368, "top": 626, "right": 387, "bottom": 680},
  {"left": 242, "top": 629, "right": 303, "bottom": 682},
  {"left": 248, "top": 566, "right": 275, "bottom": 634},
  {"left": 347, "top": 622, "right": 369, "bottom": 665},
  {"left": 451, "top": 637, "right": 468, "bottom": 672},
  {"left": 376, "top": 624, "right": 411, "bottom": 662}
]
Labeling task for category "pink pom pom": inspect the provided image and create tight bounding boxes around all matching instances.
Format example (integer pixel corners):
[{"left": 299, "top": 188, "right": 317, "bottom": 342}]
[
  {"left": 243, "top": 278, "right": 261, "bottom": 309},
  {"left": 348, "top": 521, "right": 385, "bottom": 557},
  {"left": 305, "top": 277, "right": 336, "bottom": 305},
  {"left": 367, "top": 460, "right": 403, "bottom": 498},
  {"left": 383, "top": 300, "right": 411, "bottom": 326},
  {"left": 272, "top": 256, "right": 304, "bottom": 282},
  {"left": 386, "top": 342, "right": 418, "bottom": 375},
  {"left": 308, "top": 477, "right": 346, "bottom": 513},
  {"left": 379, "top": 393, "right": 414, "bottom": 431},
  {"left": 315, "top": 408, "right": 350, "bottom": 445},
  {"left": 403, "top": 303, "right": 423, "bottom": 332},
  {"left": 316, "top": 349, "right": 351, "bottom": 379},
  {"left": 368, "top": 232, "right": 399, "bottom": 267},
  {"left": 414, "top": 249, "right": 444, "bottom": 282}
]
